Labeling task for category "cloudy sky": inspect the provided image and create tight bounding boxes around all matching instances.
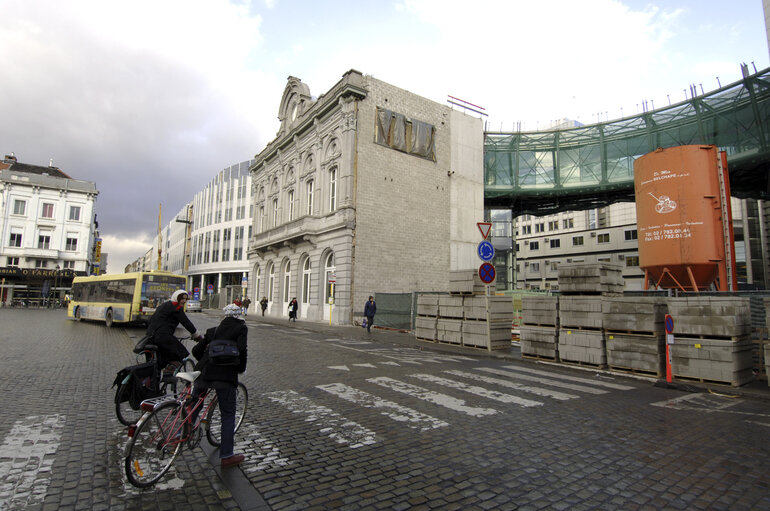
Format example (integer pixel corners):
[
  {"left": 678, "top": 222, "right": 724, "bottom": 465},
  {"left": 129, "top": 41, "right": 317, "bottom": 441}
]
[{"left": 1, "top": 0, "right": 768, "bottom": 271}]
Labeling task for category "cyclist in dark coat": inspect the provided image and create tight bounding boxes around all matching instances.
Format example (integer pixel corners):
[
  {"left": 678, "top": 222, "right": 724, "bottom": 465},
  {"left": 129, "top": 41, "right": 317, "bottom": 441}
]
[
  {"left": 146, "top": 289, "right": 201, "bottom": 370},
  {"left": 191, "top": 303, "right": 248, "bottom": 467}
]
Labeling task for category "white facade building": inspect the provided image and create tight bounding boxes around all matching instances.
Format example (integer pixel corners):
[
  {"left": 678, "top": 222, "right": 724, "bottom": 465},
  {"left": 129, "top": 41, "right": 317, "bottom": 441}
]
[
  {"left": 247, "top": 70, "right": 484, "bottom": 325},
  {"left": 0, "top": 154, "right": 98, "bottom": 303}
]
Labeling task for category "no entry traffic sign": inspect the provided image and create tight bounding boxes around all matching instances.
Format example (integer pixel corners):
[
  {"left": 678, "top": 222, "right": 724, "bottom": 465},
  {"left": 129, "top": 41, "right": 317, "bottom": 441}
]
[{"left": 478, "top": 262, "right": 496, "bottom": 284}]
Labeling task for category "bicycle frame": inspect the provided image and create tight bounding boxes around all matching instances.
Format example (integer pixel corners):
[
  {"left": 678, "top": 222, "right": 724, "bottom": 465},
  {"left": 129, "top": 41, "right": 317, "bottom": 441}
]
[{"left": 125, "top": 382, "right": 217, "bottom": 450}]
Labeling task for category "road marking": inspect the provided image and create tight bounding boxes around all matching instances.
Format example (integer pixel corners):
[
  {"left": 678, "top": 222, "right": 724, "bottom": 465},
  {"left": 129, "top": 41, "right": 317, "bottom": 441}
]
[
  {"left": 503, "top": 365, "right": 636, "bottom": 390},
  {"left": 328, "top": 365, "right": 350, "bottom": 371},
  {"left": 381, "top": 361, "right": 400, "bottom": 366},
  {"left": 0, "top": 415, "right": 65, "bottom": 508},
  {"left": 368, "top": 377, "right": 498, "bottom": 417},
  {"left": 333, "top": 344, "right": 476, "bottom": 365},
  {"left": 317, "top": 383, "right": 449, "bottom": 431},
  {"left": 239, "top": 423, "right": 293, "bottom": 472},
  {"left": 650, "top": 393, "right": 770, "bottom": 421},
  {"left": 478, "top": 367, "right": 609, "bottom": 395},
  {"left": 409, "top": 373, "right": 543, "bottom": 407},
  {"left": 353, "top": 363, "right": 377, "bottom": 368},
  {"left": 444, "top": 369, "right": 578, "bottom": 401},
  {"left": 266, "top": 390, "right": 377, "bottom": 448}
]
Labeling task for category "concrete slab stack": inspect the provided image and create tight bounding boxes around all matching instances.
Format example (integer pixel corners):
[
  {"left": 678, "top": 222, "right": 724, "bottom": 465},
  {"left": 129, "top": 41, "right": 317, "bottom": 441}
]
[
  {"left": 558, "top": 295, "right": 606, "bottom": 366},
  {"left": 449, "top": 270, "right": 486, "bottom": 295},
  {"left": 555, "top": 263, "right": 623, "bottom": 367},
  {"left": 557, "top": 263, "right": 624, "bottom": 295},
  {"left": 520, "top": 296, "right": 559, "bottom": 360},
  {"left": 462, "top": 296, "right": 514, "bottom": 350},
  {"left": 667, "top": 297, "right": 754, "bottom": 386},
  {"left": 414, "top": 270, "right": 513, "bottom": 351},
  {"left": 603, "top": 297, "right": 666, "bottom": 376}
]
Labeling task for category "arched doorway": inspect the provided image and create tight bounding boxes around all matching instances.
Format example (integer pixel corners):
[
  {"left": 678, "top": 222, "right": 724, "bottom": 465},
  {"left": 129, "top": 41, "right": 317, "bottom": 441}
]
[
  {"left": 282, "top": 260, "right": 291, "bottom": 317},
  {"left": 323, "top": 252, "right": 335, "bottom": 322},
  {"left": 301, "top": 256, "right": 311, "bottom": 319}
]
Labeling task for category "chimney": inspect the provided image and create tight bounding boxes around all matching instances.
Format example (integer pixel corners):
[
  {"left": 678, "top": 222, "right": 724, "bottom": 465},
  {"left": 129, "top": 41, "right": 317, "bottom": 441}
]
[
  {"left": 4, "top": 153, "right": 17, "bottom": 162},
  {"left": 49, "top": 158, "right": 54, "bottom": 167}
]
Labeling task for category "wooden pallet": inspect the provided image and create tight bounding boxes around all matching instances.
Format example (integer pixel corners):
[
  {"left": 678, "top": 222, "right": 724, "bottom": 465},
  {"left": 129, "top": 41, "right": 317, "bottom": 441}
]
[
  {"left": 522, "top": 353, "right": 558, "bottom": 362},
  {"left": 609, "top": 365, "right": 662, "bottom": 378},
  {"left": 415, "top": 337, "right": 436, "bottom": 343},
  {"left": 673, "top": 374, "right": 747, "bottom": 387},
  {"left": 559, "top": 359, "right": 607, "bottom": 369}
]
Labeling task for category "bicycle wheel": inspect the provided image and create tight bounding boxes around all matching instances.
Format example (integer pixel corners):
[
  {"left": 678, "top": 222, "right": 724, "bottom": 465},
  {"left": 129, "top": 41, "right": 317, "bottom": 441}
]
[
  {"left": 205, "top": 382, "right": 248, "bottom": 447},
  {"left": 125, "top": 401, "right": 184, "bottom": 488},
  {"left": 115, "top": 382, "right": 144, "bottom": 426}
]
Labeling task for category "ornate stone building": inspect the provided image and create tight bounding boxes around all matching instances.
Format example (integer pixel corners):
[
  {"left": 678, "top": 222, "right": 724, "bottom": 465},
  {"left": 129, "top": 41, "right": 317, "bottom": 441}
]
[{"left": 247, "top": 70, "right": 484, "bottom": 325}]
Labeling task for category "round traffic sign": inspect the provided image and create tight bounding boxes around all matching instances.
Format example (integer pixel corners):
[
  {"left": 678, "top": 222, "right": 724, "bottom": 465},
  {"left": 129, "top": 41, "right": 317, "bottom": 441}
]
[
  {"left": 477, "top": 240, "right": 495, "bottom": 262},
  {"left": 478, "top": 262, "right": 496, "bottom": 284},
  {"left": 665, "top": 314, "right": 674, "bottom": 334}
]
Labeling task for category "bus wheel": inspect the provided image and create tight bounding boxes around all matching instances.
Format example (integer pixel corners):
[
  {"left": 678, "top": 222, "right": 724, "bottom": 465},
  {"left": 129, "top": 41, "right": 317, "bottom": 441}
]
[
  {"left": 105, "top": 309, "right": 114, "bottom": 328},
  {"left": 75, "top": 307, "right": 83, "bottom": 321}
]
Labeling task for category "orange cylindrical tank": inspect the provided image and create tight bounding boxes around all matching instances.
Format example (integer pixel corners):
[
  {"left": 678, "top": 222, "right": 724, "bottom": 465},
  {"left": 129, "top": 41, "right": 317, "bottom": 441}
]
[{"left": 633, "top": 145, "right": 726, "bottom": 290}]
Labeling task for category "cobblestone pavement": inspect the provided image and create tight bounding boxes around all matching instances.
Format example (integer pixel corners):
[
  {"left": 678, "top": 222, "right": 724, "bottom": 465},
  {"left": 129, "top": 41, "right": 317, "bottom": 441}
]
[{"left": 1, "top": 308, "right": 769, "bottom": 510}]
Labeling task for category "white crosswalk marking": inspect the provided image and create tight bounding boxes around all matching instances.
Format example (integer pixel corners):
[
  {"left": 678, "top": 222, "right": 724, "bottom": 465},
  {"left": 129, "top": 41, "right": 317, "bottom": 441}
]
[
  {"left": 444, "top": 369, "right": 578, "bottom": 401},
  {"left": 478, "top": 367, "right": 609, "bottom": 394},
  {"left": 0, "top": 415, "right": 65, "bottom": 509},
  {"left": 503, "top": 365, "right": 636, "bottom": 390},
  {"left": 368, "top": 376, "right": 498, "bottom": 417},
  {"left": 317, "top": 383, "right": 449, "bottom": 431},
  {"left": 240, "top": 423, "right": 293, "bottom": 472},
  {"left": 266, "top": 390, "right": 377, "bottom": 447},
  {"left": 409, "top": 373, "right": 543, "bottom": 407}
]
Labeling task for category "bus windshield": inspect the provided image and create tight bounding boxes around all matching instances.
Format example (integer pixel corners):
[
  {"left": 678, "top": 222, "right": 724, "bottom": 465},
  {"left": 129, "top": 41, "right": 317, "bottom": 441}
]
[{"left": 141, "top": 274, "right": 187, "bottom": 310}]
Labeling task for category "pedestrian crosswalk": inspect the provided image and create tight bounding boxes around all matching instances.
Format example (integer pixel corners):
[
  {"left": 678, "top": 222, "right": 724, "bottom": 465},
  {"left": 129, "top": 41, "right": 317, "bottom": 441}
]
[{"left": 246, "top": 365, "right": 640, "bottom": 471}]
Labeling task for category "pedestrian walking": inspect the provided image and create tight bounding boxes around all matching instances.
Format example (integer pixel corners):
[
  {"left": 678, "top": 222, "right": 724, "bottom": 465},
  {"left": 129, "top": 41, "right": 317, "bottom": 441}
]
[
  {"left": 260, "top": 296, "right": 268, "bottom": 316},
  {"left": 288, "top": 297, "right": 298, "bottom": 322},
  {"left": 242, "top": 296, "right": 251, "bottom": 316},
  {"left": 364, "top": 295, "right": 376, "bottom": 333}
]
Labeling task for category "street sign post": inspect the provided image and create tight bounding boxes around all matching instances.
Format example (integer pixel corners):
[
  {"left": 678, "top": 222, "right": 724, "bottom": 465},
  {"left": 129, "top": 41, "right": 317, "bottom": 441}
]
[
  {"left": 478, "top": 262, "right": 496, "bottom": 284},
  {"left": 477, "top": 222, "right": 492, "bottom": 240},
  {"left": 665, "top": 314, "right": 674, "bottom": 383},
  {"left": 477, "top": 240, "right": 495, "bottom": 262}
]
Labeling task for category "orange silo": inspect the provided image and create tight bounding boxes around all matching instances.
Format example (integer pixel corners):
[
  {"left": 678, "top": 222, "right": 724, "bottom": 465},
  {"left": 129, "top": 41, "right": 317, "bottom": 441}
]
[{"left": 633, "top": 145, "right": 735, "bottom": 292}]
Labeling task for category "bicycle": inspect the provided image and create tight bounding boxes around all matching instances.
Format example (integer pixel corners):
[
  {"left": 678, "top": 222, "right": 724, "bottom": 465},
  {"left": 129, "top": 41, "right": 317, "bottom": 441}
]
[
  {"left": 113, "top": 335, "right": 195, "bottom": 426},
  {"left": 124, "top": 371, "right": 248, "bottom": 488}
]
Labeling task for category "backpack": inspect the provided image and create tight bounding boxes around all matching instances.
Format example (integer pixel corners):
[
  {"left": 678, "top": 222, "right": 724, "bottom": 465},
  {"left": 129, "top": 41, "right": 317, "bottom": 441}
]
[{"left": 207, "top": 339, "right": 241, "bottom": 366}]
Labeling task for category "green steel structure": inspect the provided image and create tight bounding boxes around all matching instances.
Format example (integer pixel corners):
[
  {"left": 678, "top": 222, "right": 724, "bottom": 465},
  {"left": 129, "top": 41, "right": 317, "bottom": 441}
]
[{"left": 484, "top": 65, "right": 770, "bottom": 215}]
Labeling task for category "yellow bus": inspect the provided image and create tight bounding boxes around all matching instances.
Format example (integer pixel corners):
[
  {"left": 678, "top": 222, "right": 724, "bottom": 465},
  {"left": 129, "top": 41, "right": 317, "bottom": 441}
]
[{"left": 68, "top": 270, "right": 188, "bottom": 327}]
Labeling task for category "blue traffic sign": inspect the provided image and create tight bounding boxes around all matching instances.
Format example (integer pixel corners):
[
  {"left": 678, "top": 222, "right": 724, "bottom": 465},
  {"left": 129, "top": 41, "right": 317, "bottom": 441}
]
[
  {"left": 478, "top": 262, "right": 496, "bottom": 284},
  {"left": 477, "top": 241, "right": 495, "bottom": 262}
]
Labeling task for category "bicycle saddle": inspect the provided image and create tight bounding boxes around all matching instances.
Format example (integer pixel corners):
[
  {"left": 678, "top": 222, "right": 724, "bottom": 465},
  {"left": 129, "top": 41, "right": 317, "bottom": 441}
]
[{"left": 133, "top": 334, "right": 157, "bottom": 354}]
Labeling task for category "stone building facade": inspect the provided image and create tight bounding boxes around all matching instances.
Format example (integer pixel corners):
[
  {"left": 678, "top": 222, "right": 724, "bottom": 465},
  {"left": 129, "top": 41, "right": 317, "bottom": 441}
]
[{"left": 247, "top": 70, "right": 484, "bottom": 325}]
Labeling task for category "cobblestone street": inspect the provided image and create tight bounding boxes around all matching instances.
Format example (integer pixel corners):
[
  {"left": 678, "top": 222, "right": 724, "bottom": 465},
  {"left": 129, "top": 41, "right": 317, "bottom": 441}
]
[{"left": 0, "top": 308, "right": 768, "bottom": 510}]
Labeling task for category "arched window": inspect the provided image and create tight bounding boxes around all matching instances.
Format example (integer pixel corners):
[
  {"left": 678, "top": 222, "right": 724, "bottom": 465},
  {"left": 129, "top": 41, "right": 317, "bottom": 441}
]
[
  {"left": 268, "top": 264, "right": 275, "bottom": 302},
  {"left": 324, "top": 252, "right": 336, "bottom": 305},
  {"left": 306, "top": 179, "right": 314, "bottom": 216},
  {"left": 283, "top": 261, "right": 291, "bottom": 303},
  {"left": 302, "top": 258, "right": 311, "bottom": 305},
  {"left": 259, "top": 206, "right": 265, "bottom": 232},
  {"left": 288, "top": 189, "right": 295, "bottom": 221},
  {"left": 255, "top": 265, "right": 262, "bottom": 300},
  {"left": 272, "top": 198, "right": 279, "bottom": 227}
]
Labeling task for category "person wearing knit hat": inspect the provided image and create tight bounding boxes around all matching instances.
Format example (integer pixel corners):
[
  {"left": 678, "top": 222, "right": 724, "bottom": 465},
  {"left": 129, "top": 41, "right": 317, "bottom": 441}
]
[{"left": 190, "top": 302, "right": 248, "bottom": 468}]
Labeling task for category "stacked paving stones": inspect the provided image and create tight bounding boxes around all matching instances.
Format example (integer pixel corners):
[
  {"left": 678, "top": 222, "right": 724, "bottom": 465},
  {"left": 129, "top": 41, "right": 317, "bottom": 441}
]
[
  {"left": 520, "top": 296, "right": 560, "bottom": 360},
  {"left": 557, "top": 263, "right": 623, "bottom": 367},
  {"left": 667, "top": 296, "right": 754, "bottom": 386},
  {"left": 603, "top": 297, "right": 666, "bottom": 376},
  {"left": 415, "top": 270, "right": 513, "bottom": 351}
]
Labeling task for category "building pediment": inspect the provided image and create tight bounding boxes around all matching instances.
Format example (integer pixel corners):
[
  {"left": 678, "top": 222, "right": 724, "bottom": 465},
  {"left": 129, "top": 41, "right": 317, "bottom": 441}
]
[{"left": 277, "top": 77, "right": 314, "bottom": 137}]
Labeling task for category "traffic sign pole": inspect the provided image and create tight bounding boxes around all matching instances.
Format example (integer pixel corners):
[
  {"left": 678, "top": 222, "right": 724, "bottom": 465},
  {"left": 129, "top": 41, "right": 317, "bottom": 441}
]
[{"left": 665, "top": 314, "right": 674, "bottom": 383}]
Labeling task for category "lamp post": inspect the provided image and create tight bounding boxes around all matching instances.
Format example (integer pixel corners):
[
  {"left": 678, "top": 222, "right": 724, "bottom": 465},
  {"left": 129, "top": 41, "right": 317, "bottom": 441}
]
[{"left": 54, "top": 265, "right": 60, "bottom": 307}]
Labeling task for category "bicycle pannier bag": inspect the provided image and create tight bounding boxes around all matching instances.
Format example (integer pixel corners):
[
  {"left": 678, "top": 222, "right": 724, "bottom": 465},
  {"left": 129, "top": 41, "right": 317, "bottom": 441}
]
[{"left": 208, "top": 339, "right": 240, "bottom": 366}]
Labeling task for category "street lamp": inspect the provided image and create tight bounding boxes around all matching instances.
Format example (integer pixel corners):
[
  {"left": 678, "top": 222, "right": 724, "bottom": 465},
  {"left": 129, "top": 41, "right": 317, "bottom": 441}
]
[{"left": 54, "top": 265, "right": 60, "bottom": 307}]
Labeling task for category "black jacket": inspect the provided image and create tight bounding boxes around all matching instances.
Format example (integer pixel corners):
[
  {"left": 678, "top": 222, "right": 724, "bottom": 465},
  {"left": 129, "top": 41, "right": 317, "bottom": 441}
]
[
  {"left": 146, "top": 300, "right": 197, "bottom": 337},
  {"left": 195, "top": 317, "right": 248, "bottom": 385}
]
